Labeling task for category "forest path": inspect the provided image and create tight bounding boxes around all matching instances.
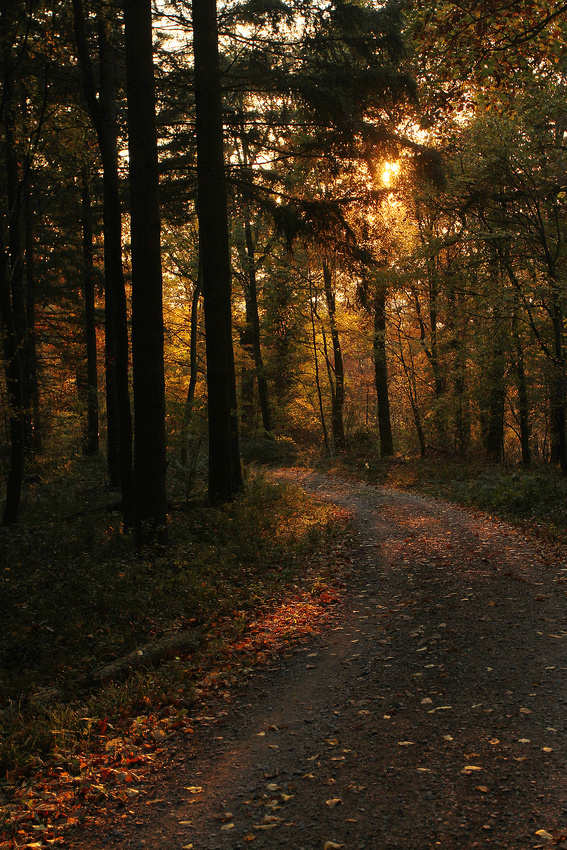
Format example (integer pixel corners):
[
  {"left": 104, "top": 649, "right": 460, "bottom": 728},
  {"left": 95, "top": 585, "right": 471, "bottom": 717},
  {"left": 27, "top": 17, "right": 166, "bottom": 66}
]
[{"left": 73, "top": 470, "right": 567, "bottom": 850}]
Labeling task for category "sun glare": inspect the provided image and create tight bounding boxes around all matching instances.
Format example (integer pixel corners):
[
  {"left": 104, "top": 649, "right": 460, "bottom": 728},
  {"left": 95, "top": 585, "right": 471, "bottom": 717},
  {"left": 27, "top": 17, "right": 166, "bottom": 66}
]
[{"left": 381, "top": 160, "right": 400, "bottom": 187}]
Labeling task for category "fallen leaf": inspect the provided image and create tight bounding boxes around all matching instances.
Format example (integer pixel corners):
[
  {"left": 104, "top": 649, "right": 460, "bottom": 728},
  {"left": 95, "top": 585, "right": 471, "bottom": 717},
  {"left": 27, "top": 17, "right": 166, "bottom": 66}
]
[
  {"left": 443, "top": 735, "right": 454, "bottom": 741},
  {"left": 518, "top": 738, "right": 531, "bottom": 743},
  {"left": 266, "top": 783, "right": 280, "bottom": 792},
  {"left": 461, "top": 766, "right": 483, "bottom": 773},
  {"left": 397, "top": 741, "right": 415, "bottom": 746},
  {"left": 325, "top": 798, "right": 342, "bottom": 807},
  {"left": 243, "top": 835, "right": 256, "bottom": 842},
  {"left": 220, "top": 823, "right": 235, "bottom": 831},
  {"left": 324, "top": 843, "right": 344, "bottom": 850},
  {"left": 542, "top": 747, "right": 553, "bottom": 753},
  {"left": 489, "top": 738, "right": 500, "bottom": 745},
  {"left": 179, "top": 820, "right": 192, "bottom": 825},
  {"left": 281, "top": 793, "right": 294, "bottom": 802},
  {"left": 185, "top": 786, "right": 203, "bottom": 794},
  {"left": 519, "top": 707, "right": 532, "bottom": 714},
  {"left": 182, "top": 845, "right": 194, "bottom": 849},
  {"left": 535, "top": 829, "right": 554, "bottom": 841},
  {"left": 476, "top": 786, "right": 489, "bottom": 793},
  {"left": 421, "top": 697, "right": 433, "bottom": 705}
]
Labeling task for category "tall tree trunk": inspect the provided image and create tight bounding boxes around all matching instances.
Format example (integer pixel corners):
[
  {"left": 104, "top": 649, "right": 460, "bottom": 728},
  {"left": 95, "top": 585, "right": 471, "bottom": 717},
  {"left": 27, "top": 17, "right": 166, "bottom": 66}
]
[
  {"left": 373, "top": 286, "right": 394, "bottom": 457},
  {"left": 550, "top": 288, "right": 567, "bottom": 474},
  {"left": 80, "top": 175, "right": 99, "bottom": 456},
  {"left": 485, "top": 298, "right": 506, "bottom": 463},
  {"left": 244, "top": 215, "right": 272, "bottom": 432},
  {"left": 192, "top": 0, "right": 243, "bottom": 504},
  {"left": 512, "top": 297, "right": 530, "bottom": 466},
  {"left": 309, "top": 279, "right": 329, "bottom": 453},
  {"left": 24, "top": 166, "right": 41, "bottom": 456},
  {"left": 73, "top": 0, "right": 134, "bottom": 524},
  {"left": 181, "top": 268, "right": 202, "bottom": 466},
  {"left": 322, "top": 260, "right": 346, "bottom": 451},
  {"left": 1, "top": 66, "right": 26, "bottom": 525},
  {"left": 124, "top": 0, "right": 168, "bottom": 546}
]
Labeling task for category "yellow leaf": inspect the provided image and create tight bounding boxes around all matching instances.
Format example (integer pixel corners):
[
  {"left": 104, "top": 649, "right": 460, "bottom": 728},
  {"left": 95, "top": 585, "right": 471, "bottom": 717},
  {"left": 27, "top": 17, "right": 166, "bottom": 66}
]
[
  {"left": 281, "top": 793, "right": 294, "bottom": 801},
  {"left": 324, "top": 843, "right": 344, "bottom": 850},
  {"left": 519, "top": 707, "right": 532, "bottom": 714},
  {"left": 184, "top": 786, "right": 203, "bottom": 794},
  {"left": 476, "top": 786, "right": 489, "bottom": 793},
  {"left": 535, "top": 829, "right": 554, "bottom": 840},
  {"left": 182, "top": 845, "right": 193, "bottom": 849},
  {"left": 221, "top": 823, "right": 235, "bottom": 831},
  {"left": 461, "top": 766, "right": 482, "bottom": 773},
  {"left": 397, "top": 741, "right": 415, "bottom": 746},
  {"left": 325, "top": 798, "right": 342, "bottom": 807},
  {"left": 542, "top": 747, "right": 553, "bottom": 753}
]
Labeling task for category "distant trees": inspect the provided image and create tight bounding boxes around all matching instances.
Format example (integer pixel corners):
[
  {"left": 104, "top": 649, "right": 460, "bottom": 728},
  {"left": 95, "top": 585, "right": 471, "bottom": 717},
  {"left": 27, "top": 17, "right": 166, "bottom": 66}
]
[{"left": 3, "top": 0, "right": 567, "bottom": 529}]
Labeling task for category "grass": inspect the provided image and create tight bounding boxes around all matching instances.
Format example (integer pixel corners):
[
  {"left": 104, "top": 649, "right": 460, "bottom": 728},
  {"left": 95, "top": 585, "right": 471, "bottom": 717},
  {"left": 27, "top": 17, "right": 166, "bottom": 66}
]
[{"left": 0, "top": 457, "right": 352, "bottom": 776}]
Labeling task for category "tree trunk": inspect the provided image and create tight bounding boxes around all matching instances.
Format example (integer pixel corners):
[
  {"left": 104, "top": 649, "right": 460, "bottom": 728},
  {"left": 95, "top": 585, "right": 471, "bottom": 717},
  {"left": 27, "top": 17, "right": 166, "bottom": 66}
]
[
  {"left": 192, "top": 0, "right": 243, "bottom": 504},
  {"left": 124, "top": 0, "right": 168, "bottom": 546},
  {"left": 73, "top": 0, "right": 134, "bottom": 524},
  {"left": 322, "top": 260, "right": 346, "bottom": 451},
  {"left": 181, "top": 268, "right": 202, "bottom": 466},
  {"left": 309, "top": 280, "right": 329, "bottom": 453},
  {"left": 373, "top": 286, "right": 394, "bottom": 457},
  {"left": 244, "top": 216, "right": 272, "bottom": 432},
  {"left": 512, "top": 300, "right": 530, "bottom": 465},
  {"left": 1, "top": 66, "right": 26, "bottom": 525},
  {"left": 485, "top": 303, "right": 506, "bottom": 463},
  {"left": 80, "top": 175, "right": 99, "bottom": 456}
]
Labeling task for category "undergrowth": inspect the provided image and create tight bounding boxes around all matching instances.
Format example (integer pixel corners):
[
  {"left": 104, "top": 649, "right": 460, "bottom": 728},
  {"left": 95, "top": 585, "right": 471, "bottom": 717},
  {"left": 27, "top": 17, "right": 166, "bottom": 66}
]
[
  {"left": 0, "top": 461, "right": 351, "bottom": 775},
  {"left": 322, "top": 451, "right": 567, "bottom": 539}
]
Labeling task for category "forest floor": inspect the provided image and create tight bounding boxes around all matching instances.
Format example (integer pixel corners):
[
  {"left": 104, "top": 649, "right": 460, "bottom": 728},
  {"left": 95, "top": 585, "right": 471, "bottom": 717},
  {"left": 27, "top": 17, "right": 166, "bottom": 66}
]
[{"left": 50, "top": 467, "right": 567, "bottom": 850}]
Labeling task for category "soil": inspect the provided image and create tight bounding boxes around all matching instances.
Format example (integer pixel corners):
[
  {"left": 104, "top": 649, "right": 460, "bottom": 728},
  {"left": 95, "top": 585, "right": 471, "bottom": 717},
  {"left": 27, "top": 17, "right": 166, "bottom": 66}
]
[{"left": 67, "top": 470, "right": 567, "bottom": 850}]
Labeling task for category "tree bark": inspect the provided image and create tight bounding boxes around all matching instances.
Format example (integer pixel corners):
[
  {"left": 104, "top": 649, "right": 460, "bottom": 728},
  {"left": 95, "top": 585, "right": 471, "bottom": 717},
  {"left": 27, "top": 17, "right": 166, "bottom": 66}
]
[
  {"left": 1, "top": 64, "right": 26, "bottom": 525},
  {"left": 244, "top": 215, "right": 272, "bottom": 432},
  {"left": 373, "top": 286, "right": 394, "bottom": 457},
  {"left": 192, "top": 0, "right": 243, "bottom": 504},
  {"left": 80, "top": 175, "right": 99, "bottom": 456},
  {"left": 322, "top": 260, "right": 346, "bottom": 451},
  {"left": 124, "top": 0, "right": 168, "bottom": 546}
]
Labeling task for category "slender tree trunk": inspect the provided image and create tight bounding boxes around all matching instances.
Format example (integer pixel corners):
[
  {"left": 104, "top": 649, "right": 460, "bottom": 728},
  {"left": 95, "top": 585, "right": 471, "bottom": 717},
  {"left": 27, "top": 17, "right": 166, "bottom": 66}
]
[
  {"left": 181, "top": 268, "right": 202, "bottom": 466},
  {"left": 309, "top": 280, "right": 329, "bottom": 453},
  {"left": 192, "top": 0, "right": 243, "bottom": 504},
  {"left": 1, "top": 67, "right": 26, "bottom": 525},
  {"left": 373, "top": 286, "right": 394, "bottom": 457},
  {"left": 244, "top": 216, "right": 272, "bottom": 432},
  {"left": 24, "top": 167, "right": 41, "bottom": 455},
  {"left": 80, "top": 175, "right": 99, "bottom": 456},
  {"left": 512, "top": 299, "right": 530, "bottom": 465},
  {"left": 124, "top": 0, "right": 168, "bottom": 546},
  {"left": 485, "top": 301, "right": 506, "bottom": 463},
  {"left": 322, "top": 260, "right": 346, "bottom": 451}
]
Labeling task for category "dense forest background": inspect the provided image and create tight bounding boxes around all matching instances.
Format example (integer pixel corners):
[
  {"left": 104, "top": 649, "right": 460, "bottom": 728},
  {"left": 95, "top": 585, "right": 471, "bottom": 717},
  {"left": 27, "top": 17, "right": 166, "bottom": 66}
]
[
  {"left": 4, "top": 0, "right": 567, "bottom": 818},
  {"left": 1, "top": 0, "right": 567, "bottom": 533}
]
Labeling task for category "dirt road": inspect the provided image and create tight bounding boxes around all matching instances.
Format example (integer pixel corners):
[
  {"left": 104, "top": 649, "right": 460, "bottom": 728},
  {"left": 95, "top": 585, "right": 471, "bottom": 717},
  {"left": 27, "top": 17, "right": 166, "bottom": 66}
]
[{"left": 71, "top": 471, "right": 567, "bottom": 849}]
